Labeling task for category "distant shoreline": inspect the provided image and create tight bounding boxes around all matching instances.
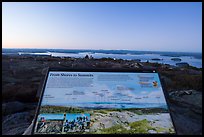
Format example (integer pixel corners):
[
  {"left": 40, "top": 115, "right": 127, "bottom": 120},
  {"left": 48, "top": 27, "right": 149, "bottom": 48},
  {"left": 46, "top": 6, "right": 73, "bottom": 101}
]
[
  {"left": 2, "top": 48, "right": 202, "bottom": 68},
  {"left": 2, "top": 48, "right": 202, "bottom": 54}
]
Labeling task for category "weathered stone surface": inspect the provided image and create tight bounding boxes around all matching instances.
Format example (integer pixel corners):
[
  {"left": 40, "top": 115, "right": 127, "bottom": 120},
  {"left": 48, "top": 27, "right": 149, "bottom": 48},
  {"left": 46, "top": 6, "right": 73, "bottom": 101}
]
[
  {"left": 151, "top": 58, "right": 163, "bottom": 61},
  {"left": 2, "top": 101, "right": 26, "bottom": 115},
  {"left": 171, "top": 58, "right": 182, "bottom": 61},
  {"left": 2, "top": 110, "right": 35, "bottom": 135},
  {"left": 2, "top": 84, "right": 38, "bottom": 102},
  {"left": 168, "top": 90, "right": 202, "bottom": 135},
  {"left": 176, "top": 62, "right": 189, "bottom": 67}
]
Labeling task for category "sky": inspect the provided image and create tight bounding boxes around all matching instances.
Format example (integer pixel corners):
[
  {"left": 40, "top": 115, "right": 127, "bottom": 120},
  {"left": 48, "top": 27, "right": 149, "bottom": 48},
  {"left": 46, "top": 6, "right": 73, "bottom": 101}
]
[{"left": 2, "top": 2, "right": 202, "bottom": 52}]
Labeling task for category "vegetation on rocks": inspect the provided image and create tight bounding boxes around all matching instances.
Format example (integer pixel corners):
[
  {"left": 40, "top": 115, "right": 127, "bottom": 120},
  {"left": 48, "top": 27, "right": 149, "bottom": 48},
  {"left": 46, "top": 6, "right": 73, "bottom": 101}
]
[{"left": 40, "top": 105, "right": 85, "bottom": 114}]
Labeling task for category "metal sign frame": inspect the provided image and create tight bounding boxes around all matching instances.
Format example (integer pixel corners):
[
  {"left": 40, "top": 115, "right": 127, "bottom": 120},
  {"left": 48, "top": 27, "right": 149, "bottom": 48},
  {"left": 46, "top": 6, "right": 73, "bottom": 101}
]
[{"left": 31, "top": 68, "right": 177, "bottom": 135}]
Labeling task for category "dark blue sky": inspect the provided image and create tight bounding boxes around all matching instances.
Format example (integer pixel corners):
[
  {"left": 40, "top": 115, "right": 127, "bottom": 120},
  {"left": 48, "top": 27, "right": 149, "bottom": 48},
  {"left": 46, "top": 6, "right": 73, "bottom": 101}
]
[{"left": 2, "top": 2, "right": 202, "bottom": 52}]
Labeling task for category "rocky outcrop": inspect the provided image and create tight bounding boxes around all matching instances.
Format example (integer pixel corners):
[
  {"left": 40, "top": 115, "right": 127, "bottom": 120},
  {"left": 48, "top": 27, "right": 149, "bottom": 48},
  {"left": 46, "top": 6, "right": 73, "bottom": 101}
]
[
  {"left": 2, "top": 84, "right": 39, "bottom": 103},
  {"left": 2, "top": 110, "right": 35, "bottom": 135},
  {"left": 168, "top": 90, "right": 202, "bottom": 135},
  {"left": 171, "top": 58, "right": 182, "bottom": 61},
  {"left": 151, "top": 58, "right": 163, "bottom": 61},
  {"left": 176, "top": 62, "right": 189, "bottom": 67},
  {"left": 2, "top": 101, "right": 26, "bottom": 116}
]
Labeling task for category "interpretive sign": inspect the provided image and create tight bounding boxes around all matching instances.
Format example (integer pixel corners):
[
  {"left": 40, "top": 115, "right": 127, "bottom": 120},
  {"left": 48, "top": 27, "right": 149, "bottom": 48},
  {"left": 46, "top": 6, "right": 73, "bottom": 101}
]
[{"left": 32, "top": 69, "right": 176, "bottom": 134}]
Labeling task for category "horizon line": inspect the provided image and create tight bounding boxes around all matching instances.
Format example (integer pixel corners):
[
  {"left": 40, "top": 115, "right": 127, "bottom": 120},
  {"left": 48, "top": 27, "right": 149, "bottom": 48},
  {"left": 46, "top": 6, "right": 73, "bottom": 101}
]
[{"left": 2, "top": 47, "right": 202, "bottom": 53}]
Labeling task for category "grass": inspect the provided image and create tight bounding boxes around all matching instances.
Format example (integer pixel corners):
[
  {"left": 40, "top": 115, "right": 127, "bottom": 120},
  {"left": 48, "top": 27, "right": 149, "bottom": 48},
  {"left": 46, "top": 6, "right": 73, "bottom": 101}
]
[
  {"left": 154, "top": 127, "right": 167, "bottom": 133},
  {"left": 92, "top": 119, "right": 157, "bottom": 134},
  {"left": 129, "top": 119, "right": 154, "bottom": 133},
  {"left": 97, "top": 124, "right": 129, "bottom": 134},
  {"left": 91, "top": 119, "right": 174, "bottom": 134},
  {"left": 40, "top": 106, "right": 169, "bottom": 119},
  {"left": 93, "top": 110, "right": 109, "bottom": 114}
]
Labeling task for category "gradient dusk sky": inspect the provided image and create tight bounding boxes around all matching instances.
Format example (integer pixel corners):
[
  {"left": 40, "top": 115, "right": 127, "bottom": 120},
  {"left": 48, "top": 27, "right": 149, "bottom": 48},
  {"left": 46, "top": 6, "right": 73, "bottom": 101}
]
[{"left": 2, "top": 2, "right": 202, "bottom": 52}]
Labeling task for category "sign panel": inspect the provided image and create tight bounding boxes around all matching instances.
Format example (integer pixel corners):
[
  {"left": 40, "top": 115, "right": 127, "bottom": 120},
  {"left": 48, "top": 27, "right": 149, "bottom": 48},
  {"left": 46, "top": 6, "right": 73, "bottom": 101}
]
[{"left": 33, "top": 70, "right": 175, "bottom": 134}]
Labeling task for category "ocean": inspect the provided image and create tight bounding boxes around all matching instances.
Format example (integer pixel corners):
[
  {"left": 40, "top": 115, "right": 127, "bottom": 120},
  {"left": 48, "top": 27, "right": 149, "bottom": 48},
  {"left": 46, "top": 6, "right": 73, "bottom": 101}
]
[
  {"left": 38, "top": 113, "right": 90, "bottom": 121},
  {"left": 42, "top": 102, "right": 168, "bottom": 109},
  {"left": 2, "top": 48, "right": 202, "bottom": 68},
  {"left": 38, "top": 113, "right": 64, "bottom": 120}
]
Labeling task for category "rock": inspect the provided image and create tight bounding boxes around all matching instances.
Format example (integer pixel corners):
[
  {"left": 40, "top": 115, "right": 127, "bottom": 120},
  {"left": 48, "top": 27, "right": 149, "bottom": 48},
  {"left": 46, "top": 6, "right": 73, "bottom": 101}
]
[
  {"left": 2, "top": 111, "right": 34, "bottom": 135},
  {"left": 183, "top": 90, "right": 192, "bottom": 95},
  {"left": 2, "top": 101, "right": 26, "bottom": 115},
  {"left": 171, "top": 58, "right": 182, "bottom": 61},
  {"left": 170, "top": 90, "right": 192, "bottom": 97},
  {"left": 41, "top": 67, "right": 49, "bottom": 75},
  {"left": 151, "top": 58, "right": 163, "bottom": 61},
  {"left": 129, "top": 63, "right": 139, "bottom": 68},
  {"left": 176, "top": 62, "right": 189, "bottom": 67},
  {"left": 84, "top": 55, "right": 89, "bottom": 59},
  {"left": 133, "top": 59, "right": 141, "bottom": 62},
  {"left": 169, "top": 90, "right": 198, "bottom": 98},
  {"left": 148, "top": 130, "right": 157, "bottom": 133},
  {"left": 168, "top": 90, "right": 202, "bottom": 135},
  {"left": 137, "top": 63, "right": 144, "bottom": 67},
  {"left": 2, "top": 84, "right": 38, "bottom": 103},
  {"left": 170, "top": 107, "right": 202, "bottom": 135}
]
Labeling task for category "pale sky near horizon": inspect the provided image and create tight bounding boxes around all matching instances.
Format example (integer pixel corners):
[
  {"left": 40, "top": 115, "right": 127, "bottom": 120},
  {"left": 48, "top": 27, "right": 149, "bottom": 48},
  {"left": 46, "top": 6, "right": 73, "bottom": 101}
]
[{"left": 2, "top": 2, "right": 202, "bottom": 52}]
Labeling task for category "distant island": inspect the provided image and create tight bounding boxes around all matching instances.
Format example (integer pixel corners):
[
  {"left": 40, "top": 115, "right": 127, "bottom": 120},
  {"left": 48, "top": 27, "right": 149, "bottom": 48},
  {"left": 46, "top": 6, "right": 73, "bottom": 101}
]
[
  {"left": 171, "top": 58, "right": 182, "bottom": 61},
  {"left": 2, "top": 48, "right": 202, "bottom": 68},
  {"left": 151, "top": 58, "right": 163, "bottom": 61}
]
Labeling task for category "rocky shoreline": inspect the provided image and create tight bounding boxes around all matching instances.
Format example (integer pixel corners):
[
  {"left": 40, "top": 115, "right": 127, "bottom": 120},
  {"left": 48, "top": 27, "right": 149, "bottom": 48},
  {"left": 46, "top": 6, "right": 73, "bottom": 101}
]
[
  {"left": 2, "top": 54, "right": 202, "bottom": 135},
  {"left": 89, "top": 111, "right": 174, "bottom": 134}
]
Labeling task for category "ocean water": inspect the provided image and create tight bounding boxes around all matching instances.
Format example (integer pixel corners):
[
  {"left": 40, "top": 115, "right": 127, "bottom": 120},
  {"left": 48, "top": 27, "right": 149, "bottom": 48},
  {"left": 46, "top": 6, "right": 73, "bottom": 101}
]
[
  {"left": 65, "top": 113, "right": 90, "bottom": 121},
  {"left": 2, "top": 48, "right": 202, "bottom": 68},
  {"left": 49, "top": 102, "right": 168, "bottom": 109},
  {"left": 38, "top": 113, "right": 90, "bottom": 121},
  {"left": 38, "top": 113, "right": 64, "bottom": 120}
]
